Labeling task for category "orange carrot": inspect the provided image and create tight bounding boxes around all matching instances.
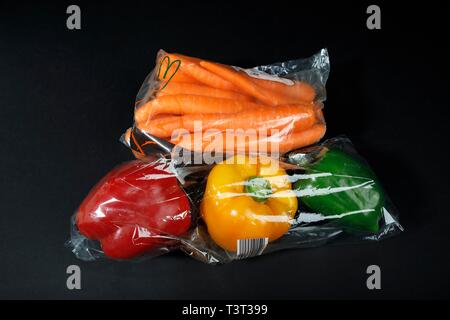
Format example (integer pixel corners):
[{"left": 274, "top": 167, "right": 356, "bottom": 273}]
[
  {"left": 157, "top": 55, "right": 199, "bottom": 84},
  {"left": 161, "top": 53, "right": 238, "bottom": 91},
  {"left": 170, "top": 130, "right": 259, "bottom": 153},
  {"left": 170, "top": 124, "right": 326, "bottom": 154},
  {"left": 158, "top": 82, "right": 253, "bottom": 102},
  {"left": 136, "top": 115, "right": 180, "bottom": 137},
  {"left": 264, "top": 124, "right": 326, "bottom": 153},
  {"left": 222, "top": 123, "right": 325, "bottom": 153},
  {"left": 134, "top": 95, "right": 264, "bottom": 123},
  {"left": 168, "top": 52, "right": 201, "bottom": 64},
  {"left": 182, "top": 63, "right": 237, "bottom": 91},
  {"left": 249, "top": 77, "right": 316, "bottom": 103},
  {"left": 137, "top": 104, "right": 316, "bottom": 137},
  {"left": 200, "top": 61, "right": 309, "bottom": 106},
  {"left": 199, "top": 61, "right": 277, "bottom": 104}
]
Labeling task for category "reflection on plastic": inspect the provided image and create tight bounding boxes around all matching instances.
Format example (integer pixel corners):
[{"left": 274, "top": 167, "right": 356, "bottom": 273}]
[
  {"left": 67, "top": 137, "right": 402, "bottom": 264},
  {"left": 122, "top": 49, "right": 330, "bottom": 159}
]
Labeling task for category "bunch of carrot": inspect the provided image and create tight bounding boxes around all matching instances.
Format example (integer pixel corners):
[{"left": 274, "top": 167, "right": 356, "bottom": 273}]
[{"left": 134, "top": 52, "right": 326, "bottom": 154}]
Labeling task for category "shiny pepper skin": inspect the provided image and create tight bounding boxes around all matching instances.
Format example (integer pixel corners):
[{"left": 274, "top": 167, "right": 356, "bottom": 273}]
[
  {"left": 201, "top": 155, "right": 298, "bottom": 252},
  {"left": 76, "top": 160, "right": 191, "bottom": 259},
  {"left": 294, "top": 149, "right": 384, "bottom": 232}
]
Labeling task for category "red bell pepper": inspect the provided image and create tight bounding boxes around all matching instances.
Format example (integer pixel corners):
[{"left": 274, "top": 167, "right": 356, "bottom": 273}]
[{"left": 76, "top": 160, "right": 191, "bottom": 259}]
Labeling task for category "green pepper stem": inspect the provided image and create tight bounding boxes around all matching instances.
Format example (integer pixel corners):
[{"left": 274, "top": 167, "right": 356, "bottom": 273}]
[{"left": 244, "top": 176, "right": 273, "bottom": 203}]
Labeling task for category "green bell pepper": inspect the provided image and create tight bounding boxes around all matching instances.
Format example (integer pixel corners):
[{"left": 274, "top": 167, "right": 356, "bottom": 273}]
[{"left": 293, "top": 148, "right": 385, "bottom": 232}]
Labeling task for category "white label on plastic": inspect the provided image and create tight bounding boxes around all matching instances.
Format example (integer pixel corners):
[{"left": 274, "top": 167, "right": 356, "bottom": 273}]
[
  {"left": 236, "top": 238, "right": 269, "bottom": 259},
  {"left": 233, "top": 66, "right": 294, "bottom": 86}
]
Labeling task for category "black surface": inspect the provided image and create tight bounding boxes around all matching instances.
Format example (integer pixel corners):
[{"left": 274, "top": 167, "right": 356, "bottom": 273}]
[{"left": 0, "top": 1, "right": 449, "bottom": 299}]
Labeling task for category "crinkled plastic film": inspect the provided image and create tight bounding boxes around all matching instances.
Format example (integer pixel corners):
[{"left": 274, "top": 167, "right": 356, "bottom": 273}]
[
  {"left": 68, "top": 136, "right": 402, "bottom": 264},
  {"left": 122, "top": 49, "right": 329, "bottom": 157},
  {"left": 68, "top": 50, "right": 402, "bottom": 264}
]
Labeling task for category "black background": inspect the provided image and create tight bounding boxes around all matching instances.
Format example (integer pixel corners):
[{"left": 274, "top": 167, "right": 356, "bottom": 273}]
[{"left": 0, "top": 1, "right": 449, "bottom": 299}]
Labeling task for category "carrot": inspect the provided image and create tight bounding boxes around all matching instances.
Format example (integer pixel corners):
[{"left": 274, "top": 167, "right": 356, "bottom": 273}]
[
  {"left": 182, "top": 63, "right": 237, "bottom": 91},
  {"left": 170, "top": 124, "right": 326, "bottom": 154},
  {"left": 137, "top": 104, "right": 316, "bottom": 137},
  {"left": 265, "top": 124, "right": 326, "bottom": 153},
  {"left": 158, "top": 82, "right": 253, "bottom": 102},
  {"left": 161, "top": 53, "right": 238, "bottom": 91},
  {"left": 224, "top": 123, "right": 325, "bottom": 153},
  {"left": 200, "top": 61, "right": 309, "bottom": 106},
  {"left": 136, "top": 115, "right": 180, "bottom": 137},
  {"left": 134, "top": 95, "right": 264, "bottom": 123},
  {"left": 168, "top": 52, "right": 201, "bottom": 64},
  {"left": 204, "top": 61, "right": 318, "bottom": 105},
  {"left": 199, "top": 61, "right": 278, "bottom": 104},
  {"left": 171, "top": 130, "right": 299, "bottom": 155},
  {"left": 249, "top": 77, "right": 316, "bottom": 103},
  {"left": 157, "top": 55, "right": 199, "bottom": 84},
  {"left": 170, "top": 130, "right": 260, "bottom": 153}
]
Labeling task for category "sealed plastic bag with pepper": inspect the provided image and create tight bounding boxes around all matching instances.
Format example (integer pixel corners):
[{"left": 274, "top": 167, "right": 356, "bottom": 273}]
[
  {"left": 201, "top": 155, "right": 297, "bottom": 252},
  {"left": 68, "top": 137, "right": 402, "bottom": 264},
  {"left": 72, "top": 159, "right": 191, "bottom": 260},
  {"left": 180, "top": 137, "right": 401, "bottom": 264},
  {"left": 293, "top": 148, "right": 385, "bottom": 232}
]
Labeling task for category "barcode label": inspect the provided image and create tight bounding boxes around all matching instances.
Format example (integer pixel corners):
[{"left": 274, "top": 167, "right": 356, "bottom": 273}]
[{"left": 236, "top": 238, "right": 269, "bottom": 259}]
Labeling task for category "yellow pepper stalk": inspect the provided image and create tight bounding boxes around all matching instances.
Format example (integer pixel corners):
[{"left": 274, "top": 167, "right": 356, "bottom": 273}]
[{"left": 201, "top": 155, "right": 298, "bottom": 252}]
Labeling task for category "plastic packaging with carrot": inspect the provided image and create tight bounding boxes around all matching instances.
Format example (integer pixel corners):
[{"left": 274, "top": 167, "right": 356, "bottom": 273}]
[{"left": 125, "top": 49, "right": 329, "bottom": 157}]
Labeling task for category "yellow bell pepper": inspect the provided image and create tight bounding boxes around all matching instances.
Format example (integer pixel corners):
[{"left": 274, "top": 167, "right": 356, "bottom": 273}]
[{"left": 201, "top": 155, "right": 298, "bottom": 252}]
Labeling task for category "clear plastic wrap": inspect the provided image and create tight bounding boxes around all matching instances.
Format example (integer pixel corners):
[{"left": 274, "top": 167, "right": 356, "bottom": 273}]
[
  {"left": 67, "top": 50, "right": 402, "bottom": 264},
  {"left": 122, "top": 49, "right": 329, "bottom": 158},
  {"left": 68, "top": 137, "right": 402, "bottom": 264}
]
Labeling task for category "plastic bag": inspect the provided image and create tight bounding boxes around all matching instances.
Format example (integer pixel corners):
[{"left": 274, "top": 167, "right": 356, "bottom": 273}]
[
  {"left": 68, "top": 136, "right": 402, "bottom": 264},
  {"left": 67, "top": 50, "right": 402, "bottom": 264},
  {"left": 121, "top": 49, "right": 330, "bottom": 159}
]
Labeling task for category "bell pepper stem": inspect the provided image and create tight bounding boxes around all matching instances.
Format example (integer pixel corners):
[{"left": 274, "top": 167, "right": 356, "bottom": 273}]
[{"left": 244, "top": 176, "right": 273, "bottom": 203}]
